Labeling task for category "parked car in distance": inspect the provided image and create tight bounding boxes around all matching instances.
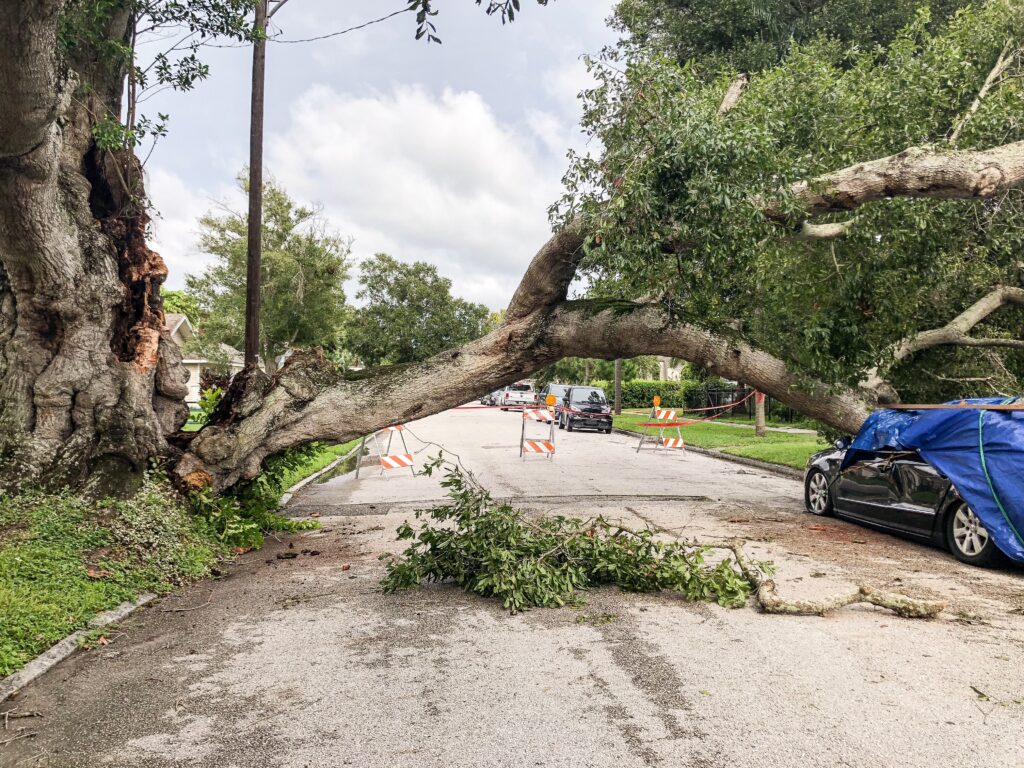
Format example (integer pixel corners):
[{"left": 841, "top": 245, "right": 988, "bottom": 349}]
[
  {"left": 538, "top": 383, "right": 570, "bottom": 414},
  {"left": 804, "top": 442, "right": 1006, "bottom": 567},
  {"left": 559, "top": 386, "right": 612, "bottom": 433},
  {"left": 500, "top": 382, "right": 537, "bottom": 410},
  {"left": 480, "top": 389, "right": 502, "bottom": 406}
]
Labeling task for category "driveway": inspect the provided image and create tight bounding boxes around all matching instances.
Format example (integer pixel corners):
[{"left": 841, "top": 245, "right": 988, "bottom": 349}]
[{"left": 2, "top": 408, "right": 1023, "bottom": 767}]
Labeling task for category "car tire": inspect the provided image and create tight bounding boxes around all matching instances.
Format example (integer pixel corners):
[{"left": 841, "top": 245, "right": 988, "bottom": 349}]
[
  {"left": 566, "top": 417, "right": 574, "bottom": 432},
  {"left": 804, "top": 468, "right": 834, "bottom": 516},
  {"left": 558, "top": 414, "right": 565, "bottom": 430},
  {"left": 945, "top": 500, "right": 1006, "bottom": 568}
]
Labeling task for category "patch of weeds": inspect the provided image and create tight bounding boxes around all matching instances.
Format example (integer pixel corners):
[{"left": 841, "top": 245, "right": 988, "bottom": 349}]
[
  {"left": 0, "top": 476, "right": 220, "bottom": 677},
  {"left": 380, "top": 458, "right": 756, "bottom": 613},
  {"left": 575, "top": 612, "right": 618, "bottom": 626},
  {"left": 189, "top": 443, "right": 333, "bottom": 549}
]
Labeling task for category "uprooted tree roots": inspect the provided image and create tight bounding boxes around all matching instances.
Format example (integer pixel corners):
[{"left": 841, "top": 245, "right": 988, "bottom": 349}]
[{"left": 380, "top": 460, "right": 946, "bottom": 620}]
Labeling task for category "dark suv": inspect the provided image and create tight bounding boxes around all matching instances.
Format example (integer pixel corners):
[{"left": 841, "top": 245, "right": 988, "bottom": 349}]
[
  {"left": 539, "top": 383, "right": 570, "bottom": 416},
  {"left": 560, "top": 386, "right": 612, "bottom": 433}
]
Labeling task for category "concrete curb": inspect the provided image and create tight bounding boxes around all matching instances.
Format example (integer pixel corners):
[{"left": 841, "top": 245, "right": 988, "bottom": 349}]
[
  {"left": 0, "top": 593, "right": 156, "bottom": 704},
  {"left": 279, "top": 442, "right": 366, "bottom": 508},
  {"left": 612, "top": 428, "right": 804, "bottom": 481}
]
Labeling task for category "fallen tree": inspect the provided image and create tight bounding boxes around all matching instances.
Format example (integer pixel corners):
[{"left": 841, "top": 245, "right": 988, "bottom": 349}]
[{"left": 2, "top": 0, "right": 1022, "bottom": 495}]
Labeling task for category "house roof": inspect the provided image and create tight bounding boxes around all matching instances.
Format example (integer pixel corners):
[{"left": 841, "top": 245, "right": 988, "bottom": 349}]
[{"left": 164, "top": 312, "right": 194, "bottom": 341}]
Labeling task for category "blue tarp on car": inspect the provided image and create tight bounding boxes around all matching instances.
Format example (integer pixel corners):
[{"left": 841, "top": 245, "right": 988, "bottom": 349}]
[{"left": 844, "top": 398, "right": 1024, "bottom": 563}]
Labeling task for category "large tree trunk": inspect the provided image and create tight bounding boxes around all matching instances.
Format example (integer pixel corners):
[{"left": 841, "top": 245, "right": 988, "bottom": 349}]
[{"left": 0, "top": 1, "right": 187, "bottom": 495}]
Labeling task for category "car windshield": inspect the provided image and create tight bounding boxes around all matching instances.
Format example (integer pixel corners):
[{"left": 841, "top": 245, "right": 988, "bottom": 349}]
[
  {"left": 509, "top": 384, "right": 532, "bottom": 392},
  {"left": 571, "top": 388, "right": 607, "bottom": 405},
  {"left": 546, "top": 384, "right": 569, "bottom": 398}
]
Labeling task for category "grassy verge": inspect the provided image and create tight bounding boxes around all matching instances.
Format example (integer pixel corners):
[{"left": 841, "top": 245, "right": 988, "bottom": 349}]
[
  {"left": 0, "top": 478, "right": 222, "bottom": 678},
  {"left": 277, "top": 439, "right": 362, "bottom": 490},
  {"left": 613, "top": 414, "right": 826, "bottom": 469}
]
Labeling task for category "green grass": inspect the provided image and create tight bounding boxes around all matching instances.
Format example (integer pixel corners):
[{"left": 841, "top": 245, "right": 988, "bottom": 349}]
[
  {"left": 0, "top": 478, "right": 221, "bottom": 677},
  {"left": 613, "top": 414, "right": 826, "bottom": 469},
  {"left": 277, "top": 439, "right": 362, "bottom": 490}
]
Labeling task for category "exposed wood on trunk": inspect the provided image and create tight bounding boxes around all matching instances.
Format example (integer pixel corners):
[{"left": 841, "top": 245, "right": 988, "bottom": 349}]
[{"left": 0, "top": 0, "right": 187, "bottom": 494}]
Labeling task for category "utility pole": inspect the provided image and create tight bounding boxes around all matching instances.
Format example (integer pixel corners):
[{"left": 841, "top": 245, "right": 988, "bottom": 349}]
[
  {"left": 613, "top": 358, "right": 622, "bottom": 415},
  {"left": 244, "top": 0, "right": 268, "bottom": 369}
]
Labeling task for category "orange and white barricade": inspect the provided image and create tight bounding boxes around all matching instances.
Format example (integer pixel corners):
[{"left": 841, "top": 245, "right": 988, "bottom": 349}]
[
  {"left": 636, "top": 396, "right": 686, "bottom": 454},
  {"left": 520, "top": 396, "right": 557, "bottom": 461},
  {"left": 373, "top": 424, "right": 416, "bottom": 477}
]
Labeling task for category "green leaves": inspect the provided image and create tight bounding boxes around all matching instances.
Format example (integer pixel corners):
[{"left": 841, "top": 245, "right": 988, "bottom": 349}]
[
  {"left": 348, "top": 253, "right": 492, "bottom": 367},
  {"left": 380, "top": 460, "right": 757, "bottom": 613},
  {"left": 557, "top": 3, "right": 1024, "bottom": 401}
]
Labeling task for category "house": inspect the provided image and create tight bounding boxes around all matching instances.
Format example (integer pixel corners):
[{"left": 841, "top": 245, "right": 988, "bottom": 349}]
[{"left": 164, "top": 313, "right": 244, "bottom": 405}]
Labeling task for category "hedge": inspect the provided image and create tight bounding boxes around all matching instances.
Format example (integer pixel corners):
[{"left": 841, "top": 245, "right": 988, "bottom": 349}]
[{"left": 586, "top": 379, "right": 740, "bottom": 409}]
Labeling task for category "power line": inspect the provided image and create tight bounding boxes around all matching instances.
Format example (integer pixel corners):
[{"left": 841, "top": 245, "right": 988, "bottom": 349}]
[{"left": 270, "top": 7, "right": 411, "bottom": 44}]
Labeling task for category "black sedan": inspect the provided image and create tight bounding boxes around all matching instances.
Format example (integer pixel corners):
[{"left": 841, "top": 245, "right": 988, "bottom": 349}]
[
  {"left": 804, "top": 443, "right": 1005, "bottom": 567},
  {"left": 559, "top": 386, "right": 613, "bottom": 433}
]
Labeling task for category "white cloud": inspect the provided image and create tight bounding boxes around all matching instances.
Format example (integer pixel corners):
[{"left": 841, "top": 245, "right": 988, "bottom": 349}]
[
  {"left": 266, "top": 83, "right": 565, "bottom": 309},
  {"left": 148, "top": 167, "right": 216, "bottom": 289}
]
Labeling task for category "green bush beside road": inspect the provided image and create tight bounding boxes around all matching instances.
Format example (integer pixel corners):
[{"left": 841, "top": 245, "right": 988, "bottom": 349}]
[{"left": 613, "top": 414, "right": 825, "bottom": 470}]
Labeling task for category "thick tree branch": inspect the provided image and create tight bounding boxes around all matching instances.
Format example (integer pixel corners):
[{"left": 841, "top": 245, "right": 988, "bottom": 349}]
[
  {"left": 505, "top": 219, "right": 585, "bottom": 320},
  {"left": 771, "top": 141, "right": 1024, "bottom": 219},
  {"left": 174, "top": 138, "right": 1024, "bottom": 490}
]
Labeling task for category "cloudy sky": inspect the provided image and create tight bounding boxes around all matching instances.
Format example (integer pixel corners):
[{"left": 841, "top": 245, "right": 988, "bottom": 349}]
[{"left": 145, "top": 0, "right": 619, "bottom": 310}]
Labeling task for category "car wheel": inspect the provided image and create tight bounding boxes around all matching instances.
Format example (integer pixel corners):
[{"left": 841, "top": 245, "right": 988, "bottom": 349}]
[
  {"left": 946, "top": 501, "right": 1005, "bottom": 567},
  {"left": 804, "top": 468, "right": 833, "bottom": 516},
  {"left": 566, "top": 417, "right": 574, "bottom": 432},
  {"left": 558, "top": 413, "right": 565, "bottom": 430}
]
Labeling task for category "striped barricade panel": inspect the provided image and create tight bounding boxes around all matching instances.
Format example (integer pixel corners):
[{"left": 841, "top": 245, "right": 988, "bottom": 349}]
[
  {"left": 523, "top": 408, "right": 555, "bottom": 422},
  {"left": 380, "top": 453, "right": 415, "bottom": 470},
  {"left": 654, "top": 409, "right": 677, "bottom": 420},
  {"left": 381, "top": 425, "right": 404, "bottom": 432},
  {"left": 522, "top": 440, "right": 555, "bottom": 454},
  {"left": 661, "top": 438, "right": 686, "bottom": 449}
]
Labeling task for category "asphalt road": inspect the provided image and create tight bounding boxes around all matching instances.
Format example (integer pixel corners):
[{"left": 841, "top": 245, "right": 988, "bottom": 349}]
[{"left": 3, "top": 408, "right": 1023, "bottom": 768}]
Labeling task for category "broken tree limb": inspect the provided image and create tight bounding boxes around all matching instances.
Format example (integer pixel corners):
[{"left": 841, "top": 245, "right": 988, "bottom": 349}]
[{"left": 724, "top": 542, "right": 946, "bottom": 619}]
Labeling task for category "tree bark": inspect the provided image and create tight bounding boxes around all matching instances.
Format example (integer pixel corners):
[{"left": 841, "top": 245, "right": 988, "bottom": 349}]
[
  {"left": 754, "top": 391, "right": 766, "bottom": 437},
  {"left": 0, "top": 0, "right": 187, "bottom": 495}
]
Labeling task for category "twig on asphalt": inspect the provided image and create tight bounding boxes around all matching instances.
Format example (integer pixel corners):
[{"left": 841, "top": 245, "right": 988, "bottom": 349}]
[
  {"left": 0, "top": 729, "right": 37, "bottom": 747},
  {"left": 3, "top": 709, "right": 42, "bottom": 730},
  {"left": 160, "top": 589, "right": 214, "bottom": 613}
]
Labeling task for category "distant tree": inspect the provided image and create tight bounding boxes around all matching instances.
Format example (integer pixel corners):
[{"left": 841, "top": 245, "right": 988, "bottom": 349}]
[
  {"left": 160, "top": 288, "right": 201, "bottom": 325},
  {"left": 185, "top": 176, "right": 351, "bottom": 373},
  {"left": 348, "top": 254, "right": 491, "bottom": 366}
]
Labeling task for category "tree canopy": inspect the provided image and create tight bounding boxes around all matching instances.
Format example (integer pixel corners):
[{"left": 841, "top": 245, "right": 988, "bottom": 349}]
[
  {"left": 348, "top": 253, "right": 493, "bottom": 367},
  {"left": 613, "top": 0, "right": 973, "bottom": 74},
  {"left": 558, "top": 1, "right": 1024, "bottom": 402},
  {"left": 185, "top": 176, "right": 351, "bottom": 371}
]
